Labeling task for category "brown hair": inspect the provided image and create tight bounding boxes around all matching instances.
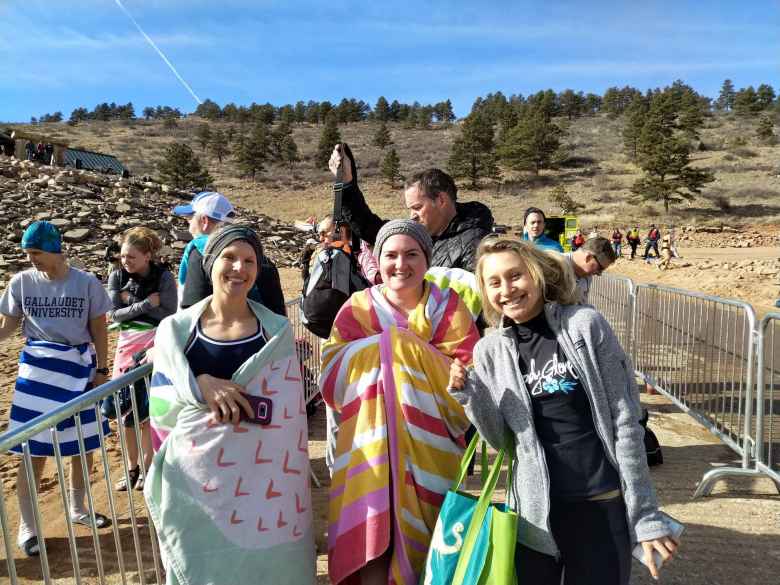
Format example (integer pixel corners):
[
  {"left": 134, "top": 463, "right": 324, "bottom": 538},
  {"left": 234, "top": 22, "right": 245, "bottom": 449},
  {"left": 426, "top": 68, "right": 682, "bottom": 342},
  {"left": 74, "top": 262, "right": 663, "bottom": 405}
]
[
  {"left": 475, "top": 237, "right": 578, "bottom": 326},
  {"left": 580, "top": 236, "right": 617, "bottom": 264},
  {"left": 405, "top": 168, "right": 458, "bottom": 202},
  {"left": 121, "top": 226, "right": 162, "bottom": 258}
]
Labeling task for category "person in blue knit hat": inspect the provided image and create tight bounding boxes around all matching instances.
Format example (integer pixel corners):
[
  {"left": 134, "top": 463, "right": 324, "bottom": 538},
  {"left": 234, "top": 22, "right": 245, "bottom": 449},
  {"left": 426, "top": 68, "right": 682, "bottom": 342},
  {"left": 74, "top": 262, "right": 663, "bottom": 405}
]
[{"left": 0, "top": 221, "right": 114, "bottom": 556}]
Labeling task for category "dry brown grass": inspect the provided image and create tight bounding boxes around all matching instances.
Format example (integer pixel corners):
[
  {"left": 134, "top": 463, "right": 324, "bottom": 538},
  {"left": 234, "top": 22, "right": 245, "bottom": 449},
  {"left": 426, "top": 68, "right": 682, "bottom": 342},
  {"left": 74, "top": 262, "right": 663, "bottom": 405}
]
[{"left": 10, "top": 112, "right": 780, "bottom": 229}]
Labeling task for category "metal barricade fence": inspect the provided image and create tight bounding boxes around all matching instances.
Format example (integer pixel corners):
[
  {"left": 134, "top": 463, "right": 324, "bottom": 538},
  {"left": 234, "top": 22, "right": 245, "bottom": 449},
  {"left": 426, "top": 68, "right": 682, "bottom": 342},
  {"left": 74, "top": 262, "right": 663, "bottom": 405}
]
[
  {"left": 755, "top": 313, "right": 780, "bottom": 487},
  {"left": 587, "top": 275, "right": 635, "bottom": 354},
  {"left": 0, "top": 298, "right": 324, "bottom": 584},
  {"left": 0, "top": 364, "right": 163, "bottom": 585}
]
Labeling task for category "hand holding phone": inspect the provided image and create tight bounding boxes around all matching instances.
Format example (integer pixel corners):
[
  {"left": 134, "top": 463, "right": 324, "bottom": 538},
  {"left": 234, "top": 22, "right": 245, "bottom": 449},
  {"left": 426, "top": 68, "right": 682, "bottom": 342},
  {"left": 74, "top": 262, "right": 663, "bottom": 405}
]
[{"left": 239, "top": 393, "right": 273, "bottom": 425}]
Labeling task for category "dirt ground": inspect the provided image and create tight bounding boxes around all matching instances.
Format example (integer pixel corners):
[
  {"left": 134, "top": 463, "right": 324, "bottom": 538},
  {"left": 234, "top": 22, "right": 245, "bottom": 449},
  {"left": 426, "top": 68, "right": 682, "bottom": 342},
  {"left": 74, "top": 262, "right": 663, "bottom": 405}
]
[{"left": 1, "top": 241, "right": 779, "bottom": 584}]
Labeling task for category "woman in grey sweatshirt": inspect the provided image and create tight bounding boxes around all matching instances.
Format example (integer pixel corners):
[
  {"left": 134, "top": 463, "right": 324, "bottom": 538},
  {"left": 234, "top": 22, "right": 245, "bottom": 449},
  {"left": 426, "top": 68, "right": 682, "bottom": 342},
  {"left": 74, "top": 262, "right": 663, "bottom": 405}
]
[{"left": 448, "top": 238, "right": 678, "bottom": 585}]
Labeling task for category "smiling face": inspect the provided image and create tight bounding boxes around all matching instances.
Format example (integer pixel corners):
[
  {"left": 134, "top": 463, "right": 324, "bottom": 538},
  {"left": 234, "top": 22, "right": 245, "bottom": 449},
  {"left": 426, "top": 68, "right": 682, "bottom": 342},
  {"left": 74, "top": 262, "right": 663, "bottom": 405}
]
[
  {"left": 481, "top": 250, "right": 544, "bottom": 324},
  {"left": 378, "top": 234, "right": 428, "bottom": 298},
  {"left": 525, "top": 212, "right": 546, "bottom": 239},
  {"left": 210, "top": 240, "right": 258, "bottom": 299},
  {"left": 120, "top": 243, "right": 152, "bottom": 276}
]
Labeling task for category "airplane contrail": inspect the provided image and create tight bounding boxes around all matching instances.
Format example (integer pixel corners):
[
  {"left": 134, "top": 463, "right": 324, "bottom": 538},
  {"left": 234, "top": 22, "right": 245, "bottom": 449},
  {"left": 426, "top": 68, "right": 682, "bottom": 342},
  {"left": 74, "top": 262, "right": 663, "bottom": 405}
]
[{"left": 113, "top": 0, "right": 202, "bottom": 105}]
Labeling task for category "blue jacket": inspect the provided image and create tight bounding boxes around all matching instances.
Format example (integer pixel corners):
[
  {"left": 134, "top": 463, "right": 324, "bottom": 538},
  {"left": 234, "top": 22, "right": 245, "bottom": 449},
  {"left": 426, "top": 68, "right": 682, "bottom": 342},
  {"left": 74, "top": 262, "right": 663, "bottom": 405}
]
[{"left": 523, "top": 233, "right": 564, "bottom": 253}]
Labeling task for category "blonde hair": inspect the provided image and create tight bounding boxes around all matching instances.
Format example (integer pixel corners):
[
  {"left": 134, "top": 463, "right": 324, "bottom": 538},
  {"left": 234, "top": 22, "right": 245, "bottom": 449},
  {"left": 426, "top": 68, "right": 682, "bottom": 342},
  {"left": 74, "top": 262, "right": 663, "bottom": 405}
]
[
  {"left": 475, "top": 237, "right": 578, "bottom": 326},
  {"left": 121, "top": 226, "right": 162, "bottom": 258}
]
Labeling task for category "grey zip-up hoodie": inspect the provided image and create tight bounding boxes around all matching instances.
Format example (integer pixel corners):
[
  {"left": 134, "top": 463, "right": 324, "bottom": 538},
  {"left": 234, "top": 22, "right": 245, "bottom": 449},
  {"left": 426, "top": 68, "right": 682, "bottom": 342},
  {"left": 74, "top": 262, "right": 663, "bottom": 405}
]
[{"left": 450, "top": 302, "right": 672, "bottom": 556}]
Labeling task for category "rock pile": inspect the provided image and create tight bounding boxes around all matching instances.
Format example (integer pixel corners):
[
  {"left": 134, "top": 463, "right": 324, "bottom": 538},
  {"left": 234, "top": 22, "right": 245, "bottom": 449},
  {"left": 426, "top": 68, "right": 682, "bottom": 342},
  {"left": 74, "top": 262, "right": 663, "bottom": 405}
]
[
  {"left": 675, "top": 225, "right": 780, "bottom": 248},
  {"left": 0, "top": 155, "right": 313, "bottom": 290}
]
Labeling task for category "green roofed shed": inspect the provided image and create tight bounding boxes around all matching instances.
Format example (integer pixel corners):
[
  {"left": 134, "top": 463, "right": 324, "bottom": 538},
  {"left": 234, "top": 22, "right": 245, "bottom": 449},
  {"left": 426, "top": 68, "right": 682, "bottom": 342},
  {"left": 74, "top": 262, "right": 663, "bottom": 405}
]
[{"left": 63, "top": 147, "right": 127, "bottom": 175}]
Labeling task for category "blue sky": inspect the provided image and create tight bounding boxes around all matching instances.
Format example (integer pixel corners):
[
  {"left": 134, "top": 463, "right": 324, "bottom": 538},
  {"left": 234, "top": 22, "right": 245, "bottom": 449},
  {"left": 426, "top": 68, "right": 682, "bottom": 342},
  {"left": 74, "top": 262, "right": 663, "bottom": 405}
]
[{"left": 2, "top": 0, "right": 779, "bottom": 122}]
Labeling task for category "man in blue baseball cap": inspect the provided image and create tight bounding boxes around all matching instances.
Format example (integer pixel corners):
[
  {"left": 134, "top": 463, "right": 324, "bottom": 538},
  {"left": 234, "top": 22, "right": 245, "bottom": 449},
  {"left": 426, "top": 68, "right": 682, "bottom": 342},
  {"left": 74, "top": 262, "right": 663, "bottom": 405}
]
[{"left": 172, "top": 193, "right": 286, "bottom": 315}]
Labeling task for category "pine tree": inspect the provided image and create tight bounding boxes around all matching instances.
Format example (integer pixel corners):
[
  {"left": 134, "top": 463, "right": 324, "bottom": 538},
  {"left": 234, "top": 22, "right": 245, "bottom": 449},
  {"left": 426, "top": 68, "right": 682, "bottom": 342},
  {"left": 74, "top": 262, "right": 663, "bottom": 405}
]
[
  {"left": 373, "top": 122, "right": 392, "bottom": 149},
  {"left": 631, "top": 98, "right": 714, "bottom": 213},
  {"left": 381, "top": 148, "right": 403, "bottom": 186},
  {"left": 196, "top": 124, "right": 212, "bottom": 151},
  {"left": 677, "top": 91, "right": 705, "bottom": 140},
  {"left": 716, "top": 79, "right": 736, "bottom": 112},
  {"left": 549, "top": 184, "right": 584, "bottom": 214},
  {"left": 756, "top": 84, "right": 776, "bottom": 110},
  {"left": 733, "top": 86, "right": 760, "bottom": 116},
  {"left": 497, "top": 108, "right": 564, "bottom": 175},
  {"left": 236, "top": 122, "right": 269, "bottom": 180},
  {"left": 270, "top": 121, "right": 293, "bottom": 161},
  {"left": 756, "top": 116, "right": 775, "bottom": 144},
  {"left": 374, "top": 96, "right": 390, "bottom": 122},
  {"left": 163, "top": 115, "right": 178, "bottom": 129},
  {"left": 157, "top": 143, "right": 213, "bottom": 190},
  {"left": 315, "top": 113, "right": 341, "bottom": 168},
  {"left": 622, "top": 96, "right": 648, "bottom": 161},
  {"left": 280, "top": 134, "right": 300, "bottom": 170},
  {"left": 211, "top": 128, "right": 228, "bottom": 163},
  {"left": 447, "top": 112, "right": 500, "bottom": 188}
]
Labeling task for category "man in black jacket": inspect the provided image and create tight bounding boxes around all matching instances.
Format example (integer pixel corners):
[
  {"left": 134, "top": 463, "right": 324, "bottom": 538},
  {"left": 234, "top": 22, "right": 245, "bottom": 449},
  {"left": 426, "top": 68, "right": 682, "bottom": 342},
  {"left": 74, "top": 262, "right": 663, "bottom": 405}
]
[{"left": 328, "top": 145, "right": 493, "bottom": 272}]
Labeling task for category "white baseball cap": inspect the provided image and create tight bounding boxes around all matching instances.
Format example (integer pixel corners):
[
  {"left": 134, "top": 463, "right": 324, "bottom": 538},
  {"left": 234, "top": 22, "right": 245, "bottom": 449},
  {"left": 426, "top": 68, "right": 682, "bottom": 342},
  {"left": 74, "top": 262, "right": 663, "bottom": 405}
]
[{"left": 172, "top": 192, "right": 235, "bottom": 222}]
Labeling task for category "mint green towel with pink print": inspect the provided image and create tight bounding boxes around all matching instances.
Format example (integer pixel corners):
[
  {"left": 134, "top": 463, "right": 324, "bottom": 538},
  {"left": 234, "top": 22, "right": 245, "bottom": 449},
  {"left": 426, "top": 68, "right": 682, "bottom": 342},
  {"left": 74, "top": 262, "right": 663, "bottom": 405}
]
[{"left": 144, "top": 297, "right": 316, "bottom": 585}]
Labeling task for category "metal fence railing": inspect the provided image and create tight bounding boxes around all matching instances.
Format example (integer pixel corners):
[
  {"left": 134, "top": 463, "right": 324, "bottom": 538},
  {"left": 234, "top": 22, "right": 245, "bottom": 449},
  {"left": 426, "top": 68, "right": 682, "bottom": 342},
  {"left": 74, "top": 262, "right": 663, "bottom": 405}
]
[
  {"left": 588, "top": 275, "right": 780, "bottom": 497},
  {"left": 0, "top": 297, "right": 324, "bottom": 584},
  {"left": 755, "top": 313, "right": 780, "bottom": 487}
]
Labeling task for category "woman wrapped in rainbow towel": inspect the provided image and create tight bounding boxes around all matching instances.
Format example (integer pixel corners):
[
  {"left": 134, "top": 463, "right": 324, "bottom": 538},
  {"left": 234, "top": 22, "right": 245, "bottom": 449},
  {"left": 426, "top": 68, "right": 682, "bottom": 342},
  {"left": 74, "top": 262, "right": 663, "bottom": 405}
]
[{"left": 319, "top": 219, "right": 480, "bottom": 585}]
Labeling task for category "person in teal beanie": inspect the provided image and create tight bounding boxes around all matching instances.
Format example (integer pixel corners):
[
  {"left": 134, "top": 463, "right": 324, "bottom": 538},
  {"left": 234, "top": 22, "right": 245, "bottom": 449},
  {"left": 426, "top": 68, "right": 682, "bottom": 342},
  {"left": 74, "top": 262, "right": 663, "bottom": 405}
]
[{"left": 522, "top": 207, "right": 564, "bottom": 253}]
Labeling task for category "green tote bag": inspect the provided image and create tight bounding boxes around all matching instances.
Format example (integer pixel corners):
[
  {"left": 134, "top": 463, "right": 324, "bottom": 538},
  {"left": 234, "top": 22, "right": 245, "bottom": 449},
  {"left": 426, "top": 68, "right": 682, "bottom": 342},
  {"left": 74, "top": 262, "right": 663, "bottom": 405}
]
[{"left": 421, "top": 435, "right": 518, "bottom": 585}]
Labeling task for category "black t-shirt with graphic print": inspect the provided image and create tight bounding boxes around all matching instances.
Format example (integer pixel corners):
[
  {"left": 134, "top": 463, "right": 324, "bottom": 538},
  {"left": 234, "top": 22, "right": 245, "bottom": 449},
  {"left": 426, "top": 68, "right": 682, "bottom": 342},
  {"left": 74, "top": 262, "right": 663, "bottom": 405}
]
[{"left": 513, "top": 312, "right": 620, "bottom": 500}]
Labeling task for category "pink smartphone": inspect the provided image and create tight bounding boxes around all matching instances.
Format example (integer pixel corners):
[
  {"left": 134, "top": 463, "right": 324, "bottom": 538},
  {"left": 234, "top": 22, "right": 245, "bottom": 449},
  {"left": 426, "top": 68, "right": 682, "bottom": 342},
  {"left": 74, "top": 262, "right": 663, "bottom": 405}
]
[{"left": 240, "top": 393, "right": 273, "bottom": 425}]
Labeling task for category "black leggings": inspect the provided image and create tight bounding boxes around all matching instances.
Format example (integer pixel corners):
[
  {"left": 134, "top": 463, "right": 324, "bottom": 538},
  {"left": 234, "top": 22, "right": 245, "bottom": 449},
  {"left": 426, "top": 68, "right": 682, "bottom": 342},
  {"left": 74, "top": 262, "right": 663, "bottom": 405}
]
[{"left": 515, "top": 496, "right": 632, "bottom": 585}]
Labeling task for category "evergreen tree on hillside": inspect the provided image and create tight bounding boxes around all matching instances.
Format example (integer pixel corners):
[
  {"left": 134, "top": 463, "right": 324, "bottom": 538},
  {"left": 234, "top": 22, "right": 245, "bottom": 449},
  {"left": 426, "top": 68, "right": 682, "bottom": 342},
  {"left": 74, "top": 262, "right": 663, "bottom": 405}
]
[
  {"left": 733, "top": 86, "right": 760, "bottom": 116},
  {"left": 381, "top": 148, "right": 403, "bottom": 187},
  {"left": 622, "top": 96, "right": 648, "bottom": 161},
  {"left": 236, "top": 122, "right": 270, "bottom": 180},
  {"left": 559, "top": 89, "right": 585, "bottom": 120},
  {"left": 196, "top": 124, "right": 212, "bottom": 151},
  {"left": 163, "top": 115, "right": 178, "bottom": 129},
  {"left": 716, "top": 79, "right": 736, "bottom": 112},
  {"left": 142, "top": 106, "right": 155, "bottom": 120},
  {"left": 756, "top": 116, "right": 775, "bottom": 144},
  {"left": 280, "top": 134, "right": 300, "bottom": 170},
  {"left": 316, "top": 113, "right": 341, "bottom": 168},
  {"left": 271, "top": 121, "right": 293, "bottom": 161},
  {"left": 373, "top": 122, "right": 392, "bottom": 149},
  {"left": 677, "top": 91, "right": 705, "bottom": 140},
  {"left": 447, "top": 112, "right": 500, "bottom": 188},
  {"left": 434, "top": 100, "right": 456, "bottom": 124},
  {"left": 756, "top": 84, "right": 776, "bottom": 110},
  {"left": 157, "top": 143, "right": 213, "bottom": 191},
  {"left": 195, "top": 99, "right": 222, "bottom": 120},
  {"left": 374, "top": 96, "right": 390, "bottom": 122},
  {"left": 211, "top": 128, "right": 228, "bottom": 163},
  {"left": 497, "top": 108, "right": 564, "bottom": 175},
  {"left": 631, "top": 98, "right": 713, "bottom": 213}
]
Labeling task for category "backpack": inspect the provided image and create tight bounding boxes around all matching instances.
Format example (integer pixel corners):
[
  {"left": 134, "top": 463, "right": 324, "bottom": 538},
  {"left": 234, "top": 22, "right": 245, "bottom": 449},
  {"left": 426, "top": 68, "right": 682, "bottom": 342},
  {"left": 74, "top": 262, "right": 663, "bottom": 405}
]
[
  {"left": 301, "top": 246, "right": 370, "bottom": 339},
  {"left": 639, "top": 408, "right": 663, "bottom": 466}
]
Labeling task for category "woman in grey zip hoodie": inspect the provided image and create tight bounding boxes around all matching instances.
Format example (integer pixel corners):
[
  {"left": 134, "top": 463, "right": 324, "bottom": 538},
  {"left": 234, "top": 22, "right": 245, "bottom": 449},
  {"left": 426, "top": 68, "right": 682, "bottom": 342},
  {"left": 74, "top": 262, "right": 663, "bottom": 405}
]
[{"left": 448, "top": 238, "right": 678, "bottom": 585}]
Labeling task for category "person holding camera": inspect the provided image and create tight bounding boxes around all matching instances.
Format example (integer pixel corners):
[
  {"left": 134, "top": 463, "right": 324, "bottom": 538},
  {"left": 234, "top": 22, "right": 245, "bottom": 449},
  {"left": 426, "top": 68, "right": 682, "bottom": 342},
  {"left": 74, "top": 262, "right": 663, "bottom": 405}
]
[
  {"left": 106, "top": 227, "right": 177, "bottom": 491},
  {"left": 144, "top": 224, "right": 315, "bottom": 585}
]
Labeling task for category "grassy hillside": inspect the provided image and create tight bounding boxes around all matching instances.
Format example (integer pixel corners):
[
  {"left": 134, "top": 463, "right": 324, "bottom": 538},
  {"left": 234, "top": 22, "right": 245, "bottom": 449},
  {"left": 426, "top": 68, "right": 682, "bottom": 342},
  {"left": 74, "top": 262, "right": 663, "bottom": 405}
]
[{"left": 9, "top": 113, "right": 780, "bottom": 229}]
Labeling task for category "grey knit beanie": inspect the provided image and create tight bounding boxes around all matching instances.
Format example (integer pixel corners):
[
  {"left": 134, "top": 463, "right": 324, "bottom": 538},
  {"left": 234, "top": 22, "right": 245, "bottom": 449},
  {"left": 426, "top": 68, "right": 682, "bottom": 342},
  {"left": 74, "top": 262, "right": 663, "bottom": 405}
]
[
  {"left": 374, "top": 219, "right": 433, "bottom": 266},
  {"left": 202, "top": 224, "right": 264, "bottom": 282}
]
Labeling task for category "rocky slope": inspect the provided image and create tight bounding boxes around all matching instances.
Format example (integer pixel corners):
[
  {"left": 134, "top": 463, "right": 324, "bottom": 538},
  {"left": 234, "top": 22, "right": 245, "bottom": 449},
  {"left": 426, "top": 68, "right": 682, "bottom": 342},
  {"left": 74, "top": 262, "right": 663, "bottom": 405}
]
[{"left": 0, "top": 155, "right": 313, "bottom": 289}]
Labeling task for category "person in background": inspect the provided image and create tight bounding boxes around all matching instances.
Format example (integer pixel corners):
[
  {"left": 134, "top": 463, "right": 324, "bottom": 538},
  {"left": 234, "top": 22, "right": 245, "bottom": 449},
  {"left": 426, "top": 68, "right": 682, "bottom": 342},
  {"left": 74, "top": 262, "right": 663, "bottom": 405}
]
[
  {"left": 668, "top": 226, "right": 680, "bottom": 258},
  {"left": 626, "top": 227, "right": 641, "bottom": 260},
  {"left": 657, "top": 235, "right": 673, "bottom": 270},
  {"left": 565, "top": 236, "right": 618, "bottom": 303},
  {"left": 25, "top": 141, "right": 35, "bottom": 161},
  {"left": 611, "top": 228, "right": 623, "bottom": 258},
  {"left": 174, "top": 192, "right": 286, "bottom": 314},
  {"left": 571, "top": 229, "right": 586, "bottom": 251},
  {"left": 643, "top": 224, "right": 661, "bottom": 260},
  {"left": 448, "top": 238, "right": 679, "bottom": 585},
  {"left": 0, "top": 221, "right": 113, "bottom": 557},
  {"left": 522, "top": 207, "right": 564, "bottom": 253},
  {"left": 106, "top": 227, "right": 177, "bottom": 491}
]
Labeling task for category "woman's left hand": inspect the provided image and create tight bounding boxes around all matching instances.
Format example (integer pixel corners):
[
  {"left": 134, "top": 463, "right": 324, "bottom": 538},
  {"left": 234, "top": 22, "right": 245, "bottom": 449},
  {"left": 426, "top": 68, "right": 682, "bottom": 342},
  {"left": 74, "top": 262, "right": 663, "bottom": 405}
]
[{"left": 641, "top": 536, "right": 679, "bottom": 579}]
